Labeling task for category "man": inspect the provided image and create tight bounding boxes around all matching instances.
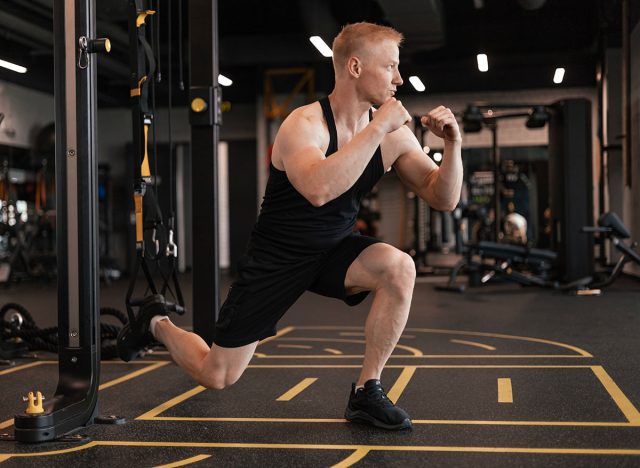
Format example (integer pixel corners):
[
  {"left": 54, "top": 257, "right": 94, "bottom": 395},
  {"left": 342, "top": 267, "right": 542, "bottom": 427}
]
[{"left": 119, "top": 22, "right": 462, "bottom": 431}]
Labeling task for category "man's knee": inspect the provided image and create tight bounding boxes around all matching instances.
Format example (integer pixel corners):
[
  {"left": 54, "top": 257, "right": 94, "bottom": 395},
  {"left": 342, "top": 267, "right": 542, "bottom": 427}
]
[
  {"left": 381, "top": 251, "right": 416, "bottom": 294},
  {"left": 197, "top": 366, "right": 246, "bottom": 390}
]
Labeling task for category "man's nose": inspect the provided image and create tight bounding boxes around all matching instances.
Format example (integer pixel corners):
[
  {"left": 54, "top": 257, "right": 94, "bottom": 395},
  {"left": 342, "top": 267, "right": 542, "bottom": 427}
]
[{"left": 394, "top": 71, "right": 403, "bottom": 86}]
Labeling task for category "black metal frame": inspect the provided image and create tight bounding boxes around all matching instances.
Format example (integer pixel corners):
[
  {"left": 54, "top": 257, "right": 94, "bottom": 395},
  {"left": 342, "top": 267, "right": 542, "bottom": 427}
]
[
  {"left": 14, "top": 0, "right": 100, "bottom": 442},
  {"left": 189, "top": 0, "right": 221, "bottom": 344}
]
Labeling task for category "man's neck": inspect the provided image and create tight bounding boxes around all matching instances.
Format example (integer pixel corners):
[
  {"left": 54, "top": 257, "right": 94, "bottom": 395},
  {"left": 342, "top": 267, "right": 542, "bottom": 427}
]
[{"left": 328, "top": 86, "right": 371, "bottom": 133}]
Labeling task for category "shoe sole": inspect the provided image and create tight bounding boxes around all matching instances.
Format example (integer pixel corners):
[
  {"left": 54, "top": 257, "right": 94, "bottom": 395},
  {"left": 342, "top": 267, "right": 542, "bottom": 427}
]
[{"left": 344, "top": 408, "right": 412, "bottom": 430}]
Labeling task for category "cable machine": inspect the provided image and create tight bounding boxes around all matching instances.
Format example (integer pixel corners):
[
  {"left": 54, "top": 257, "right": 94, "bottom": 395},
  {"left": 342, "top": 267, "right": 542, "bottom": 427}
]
[{"left": 13, "top": 0, "right": 109, "bottom": 442}]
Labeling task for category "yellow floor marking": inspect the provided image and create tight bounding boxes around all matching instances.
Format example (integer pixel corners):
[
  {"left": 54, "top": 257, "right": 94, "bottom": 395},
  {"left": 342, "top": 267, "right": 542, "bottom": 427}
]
[
  {"left": 153, "top": 454, "right": 211, "bottom": 468},
  {"left": 0, "top": 361, "right": 48, "bottom": 376},
  {"left": 0, "top": 360, "right": 170, "bottom": 430},
  {"left": 276, "top": 378, "right": 318, "bottom": 401},
  {"left": 3, "top": 440, "right": 640, "bottom": 460},
  {"left": 247, "top": 365, "right": 595, "bottom": 369},
  {"left": 297, "top": 326, "right": 593, "bottom": 357},
  {"left": 252, "top": 354, "right": 588, "bottom": 359},
  {"left": 138, "top": 416, "right": 640, "bottom": 426},
  {"left": 592, "top": 366, "right": 640, "bottom": 424},
  {"left": 0, "top": 454, "right": 10, "bottom": 462},
  {"left": 332, "top": 448, "right": 370, "bottom": 468},
  {"left": 137, "top": 386, "right": 207, "bottom": 420},
  {"left": 0, "top": 418, "right": 14, "bottom": 430},
  {"left": 387, "top": 367, "right": 416, "bottom": 404},
  {"left": 257, "top": 326, "right": 295, "bottom": 346},
  {"left": 324, "top": 348, "right": 343, "bottom": 355},
  {"left": 498, "top": 378, "right": 513, "bottom": 403},
  {"left": 277, "top": 344, "right": 312, "bottom": 349},
  {"left": 339, "top": 332, "right": 365, "bottom": 336},
  {"left": 99, "top": 362, "right": 170, "bottom": 391},
  {"left": 451, "top": 339, "right": 496, "bottom": 351},
  {"left": 276, "top": 338, "right": 424, "bottom": 356}
]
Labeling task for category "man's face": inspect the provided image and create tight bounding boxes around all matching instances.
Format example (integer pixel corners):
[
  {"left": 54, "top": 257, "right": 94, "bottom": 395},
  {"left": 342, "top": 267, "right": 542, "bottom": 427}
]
[{"left": 357, "top": 39, "right": 403, "bottom": 106}]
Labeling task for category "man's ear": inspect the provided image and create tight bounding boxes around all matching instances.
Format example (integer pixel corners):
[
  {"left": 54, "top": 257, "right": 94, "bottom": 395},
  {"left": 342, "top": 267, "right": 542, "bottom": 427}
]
[{"left": 347, "top": 57, "right": 362, "bottom": 78}]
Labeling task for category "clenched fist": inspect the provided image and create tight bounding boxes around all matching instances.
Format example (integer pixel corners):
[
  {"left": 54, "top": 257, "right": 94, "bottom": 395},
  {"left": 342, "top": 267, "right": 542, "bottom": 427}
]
[
  {"left": 373, "top": 98, "right": 412, "bottom": 134},
  {"left": 421, "top": 106, "right": 461, "bottom": 143}
]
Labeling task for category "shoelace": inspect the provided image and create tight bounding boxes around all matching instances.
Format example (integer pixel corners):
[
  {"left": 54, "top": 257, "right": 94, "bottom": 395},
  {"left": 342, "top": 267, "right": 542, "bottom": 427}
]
[{"left": 363, "top": 385, "right": 394, "bottom": 408}]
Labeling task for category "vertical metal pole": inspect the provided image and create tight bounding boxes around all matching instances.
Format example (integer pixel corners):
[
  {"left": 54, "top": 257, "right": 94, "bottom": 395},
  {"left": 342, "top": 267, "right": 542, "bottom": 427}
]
[
  {"left": 189, "top": 0, "right": 220, "bottom": 343},
  {"left": 491, "top": 123, "right": 501, "bottom": 242},
  {"left": 14, "top": 0, "right": 100, "bottom": 442}
]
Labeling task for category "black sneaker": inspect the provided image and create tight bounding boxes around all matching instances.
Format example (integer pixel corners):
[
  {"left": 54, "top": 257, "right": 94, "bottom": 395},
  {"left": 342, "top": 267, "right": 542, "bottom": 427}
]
[
  {"left": 344, "top": 379, "right": 412, "bottom": 430},
  {"left": 117, "top": 294, "right": 168, "bottom": 362}
]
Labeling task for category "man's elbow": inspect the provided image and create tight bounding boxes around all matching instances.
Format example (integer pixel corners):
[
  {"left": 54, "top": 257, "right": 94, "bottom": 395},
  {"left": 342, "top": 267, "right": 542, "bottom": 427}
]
[
  {"left": 429, "top": 196, "right": 459, "bottom": 212},
  {"left": 307, "top": 190, "right": 329, "bottom": 208}
]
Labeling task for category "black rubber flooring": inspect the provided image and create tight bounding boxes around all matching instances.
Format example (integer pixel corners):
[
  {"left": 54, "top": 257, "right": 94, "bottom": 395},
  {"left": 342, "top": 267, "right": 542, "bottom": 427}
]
[{"left": 1, "top": 273, "right": 640, "bottom": 467}]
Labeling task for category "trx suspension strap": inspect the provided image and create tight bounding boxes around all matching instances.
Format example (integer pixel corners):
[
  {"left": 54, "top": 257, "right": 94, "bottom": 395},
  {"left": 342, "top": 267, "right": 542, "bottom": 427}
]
[{"left": 126, "top": 0, "right": 185, "bottom": 325}]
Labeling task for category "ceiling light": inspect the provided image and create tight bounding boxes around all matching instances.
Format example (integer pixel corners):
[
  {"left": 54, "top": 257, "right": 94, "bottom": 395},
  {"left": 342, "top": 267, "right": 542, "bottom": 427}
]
[
  {"left": 309, "top": 36, "right": 333, "bottom": 58},
  {"left": 0, "top": 58, "right": 27, "bottom": 74},
  {"left": 218, "top": 74, "right": 232, "bottom": 87},
  {"left": 553, "top": 67, "right": 565, "bottom": 84},
  {"left": 408, "top": 76, "right": 426, "bottom": 92},
  {"left": 477, "top": 54, "right": 488, "bottom": 72},
  {"left": 433, "top": 152, "right": 443, "bottom": 163}
]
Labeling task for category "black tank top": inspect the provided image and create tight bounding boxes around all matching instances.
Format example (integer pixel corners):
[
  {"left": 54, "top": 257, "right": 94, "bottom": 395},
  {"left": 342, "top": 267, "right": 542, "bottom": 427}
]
[{"left": 248, "top": 97, "right": 385, "bottom": 257}]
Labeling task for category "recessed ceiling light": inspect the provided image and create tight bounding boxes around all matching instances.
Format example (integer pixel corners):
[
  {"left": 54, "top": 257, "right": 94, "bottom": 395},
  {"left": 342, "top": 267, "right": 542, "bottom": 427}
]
[
  {"left": 218, "top": 74, "right": 233, "bottom": 86},
  {"left": 0, "top": 58, "right": 27, "bottom": 74},
  {"left": 409, "top": 76, "right": 426, "bottom": 92},
  {"left": 309, "top": 36, "right": 333, "bottom": 58},
  {"left": 477, "top": 54, "right": 488, "bottom": 72},
  {"left": 553, "top": 67, "right": 565, "bottom": 84}
]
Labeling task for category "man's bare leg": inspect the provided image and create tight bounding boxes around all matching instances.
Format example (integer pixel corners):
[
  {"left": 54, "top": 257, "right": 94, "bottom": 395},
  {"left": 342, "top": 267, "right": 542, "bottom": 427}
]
[
  {"left": 343, "top": 243, "right": 416, "bottom": 386},
  {"left": 154, "top": 319, "right": 258, "bottom": 390}
]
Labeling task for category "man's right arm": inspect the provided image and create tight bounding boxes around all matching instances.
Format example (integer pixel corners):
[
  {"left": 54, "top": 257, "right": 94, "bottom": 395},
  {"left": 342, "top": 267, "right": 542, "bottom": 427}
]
[{"left": 273, "top": 99, "right": 410, "bottom": 207}]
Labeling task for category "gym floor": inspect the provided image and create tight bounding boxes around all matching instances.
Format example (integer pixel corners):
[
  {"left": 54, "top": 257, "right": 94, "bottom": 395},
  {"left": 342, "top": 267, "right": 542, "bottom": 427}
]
[{"left": 1, "top": 272, "right": 640, "bottom": 467}]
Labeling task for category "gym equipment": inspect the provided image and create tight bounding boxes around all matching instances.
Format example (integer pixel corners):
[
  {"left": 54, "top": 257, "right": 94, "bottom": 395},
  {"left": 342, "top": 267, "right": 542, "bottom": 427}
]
[
  {"left": 548, "top": 99, "right": 594, "bottom": 283},
  {"left": 438, "top": 211, "right": 638, "bottom": 293},
  {"left": 189, "top": 0, "right": 222, "bottom": 343},
  {"left": 582, "top": 212, "right": 640, "bottom": 289},
  {"left": 119, "top": 0, "right": 186, "bottom": 361},
  {"left": 13, "top": 0, "right": 111, "bottom": 443},
  {"left": 462, "top": 103, "right": 550, "bottom": 242}
]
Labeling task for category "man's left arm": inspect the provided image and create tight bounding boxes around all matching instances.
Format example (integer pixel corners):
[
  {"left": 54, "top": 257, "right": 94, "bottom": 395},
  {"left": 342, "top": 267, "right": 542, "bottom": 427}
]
[{"left": 391, "top": 106, "right": 463, "bottom": 211}]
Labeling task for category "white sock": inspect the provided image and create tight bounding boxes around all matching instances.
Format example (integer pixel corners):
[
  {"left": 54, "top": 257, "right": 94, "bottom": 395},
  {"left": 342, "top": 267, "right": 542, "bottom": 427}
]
[
  {"left": 150, "top": 315, "right": 170, "bottom": 338},
  {"left": 355, "top": 385, "right": 364, "bottom": 392}
]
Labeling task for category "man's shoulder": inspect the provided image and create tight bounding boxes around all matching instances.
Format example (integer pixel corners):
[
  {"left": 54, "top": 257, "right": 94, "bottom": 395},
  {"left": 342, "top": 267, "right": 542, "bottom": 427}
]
[{"left": 286, "top": 101, "right": 324, "bottom": 126}]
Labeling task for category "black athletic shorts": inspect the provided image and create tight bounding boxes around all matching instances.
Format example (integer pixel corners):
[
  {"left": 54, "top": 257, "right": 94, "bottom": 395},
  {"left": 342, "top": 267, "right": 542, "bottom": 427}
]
[{"left": 212, "top": 233, "right": 382, "bottom": 348}]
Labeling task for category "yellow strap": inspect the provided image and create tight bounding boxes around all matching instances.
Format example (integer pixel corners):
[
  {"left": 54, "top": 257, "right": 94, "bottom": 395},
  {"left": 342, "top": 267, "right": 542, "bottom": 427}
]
[
  {"left": 130, "top": 76, "right": 147, "bottom": 98},
  {"left": 134, "top": 193, "right": 143, "bottom": 243},
  {"left": 141, "top": 124, "right": 151, "bottom": 178},
  {"left": 136, "top": 10, "right": 156, "bottom": 28}
]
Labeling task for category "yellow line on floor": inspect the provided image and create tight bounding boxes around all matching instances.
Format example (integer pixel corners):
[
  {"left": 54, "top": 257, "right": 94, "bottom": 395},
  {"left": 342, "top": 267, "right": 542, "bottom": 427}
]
[
  {"left": 99, "top": 362, "right": 170, "bottom": 391},
  {"left": 387, "top": 367, "right": 416, "bottom": 404},
  {"left": 332, "top": 448, "right": 370, "bottom": 468},
  {"left": 498, "top": 378, "right": 513, "bottom": 403},
  {"left": 277, "top": 344, "right": 312, "bottom": 349},
  {"left": 0, "top": 361, "right": 48, "bottom": 376},
  {"left": 591, "top": 366, "right": 640, "bottom": 424},
  {"left": 451, "top": 339, "right": 496, "bottom": 351},
  {"left": 275, "top": 337, "right": 424, "bottom": 356},
  {"left": 136, "top": 386, "right": 207, "bottom": 420},
  {"left": 297, "top": 326, "right": 594, "bottom": 357},
  {"left": 3, "top": 440, "right": 640, "bottom": 461},
  {"left": 133, "top": 416, "right": 640, "bottom": 426},
  {"left": 258, "top": 326, "right": 295, "bottom": 346},
  {"left": 0, "top": 360, "right": 171, "bottom": 430},
  {"left": 324, "top": 348, "right": 343, "bottom": 355},
  {"left": 153, "top": 454, "right": 211, "bottom": 468},
  {"left": 252, "top": 354, "right": 588, "bottom": 359},
  {"left": 276, "top": 378, "right": 318, "bottom": 401},
  {"left": 248, "top": 364, "right": 595, "bottom": 368}
]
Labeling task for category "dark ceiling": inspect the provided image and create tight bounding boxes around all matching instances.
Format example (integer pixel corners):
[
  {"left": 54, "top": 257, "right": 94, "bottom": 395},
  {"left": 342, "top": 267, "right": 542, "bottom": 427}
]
[{"left": 0, "top": 0, "right": 632, "bottom": 109}]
